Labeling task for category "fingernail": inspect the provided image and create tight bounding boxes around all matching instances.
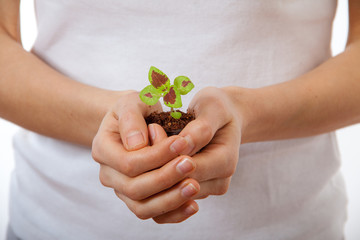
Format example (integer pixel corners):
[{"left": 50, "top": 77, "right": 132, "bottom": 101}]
[
  {"left": 176, "top": 158, "right": 195, "bottom": 174},
  {"left": 183, "top": 135, "right": 195, "bottom": 155},
  {"left": 181, "top": 183, "right": 198, "bottom": 198},
  {"left": 126, "top": 131, "right": 144, "bottom": 150},
  {"left": 184, "top": 204, "right": 198, "bottom": 215},
  {"left": 170, "top": 137, "right": 187, "bottom": 154},
  {"left": 148, "top": 124, "right": 156, "bottom": 141}
]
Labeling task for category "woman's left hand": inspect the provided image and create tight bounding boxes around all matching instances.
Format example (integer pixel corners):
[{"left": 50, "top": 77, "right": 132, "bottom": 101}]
[
  {"left": 181, "top": 87, "right": 243, "bottom": 199},
  {"left": 153, "top": 87, "right": 243, "bottom": 223}
]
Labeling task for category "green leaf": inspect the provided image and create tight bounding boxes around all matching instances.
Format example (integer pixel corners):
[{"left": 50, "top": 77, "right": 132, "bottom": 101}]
[
  {"left": 163, "top": 85, "right": 182, "bottom": 108},
  {"left": 170, "top": 111, "right": 182, "bottom": 119},
  {"left": 174, "top": 76, "right": 194, "bottom": 95},
  {"left": 148, "top": 66, "right": 170, "bottom": 93},
  {"left": 139, "top": 85, "right": 161, "bottom": 105}
]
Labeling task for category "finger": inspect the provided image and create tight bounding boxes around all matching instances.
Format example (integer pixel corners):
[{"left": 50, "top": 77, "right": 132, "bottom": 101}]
[
  {"left": 189, "top": 144, "right": 237, "bottom": 182},
  {"left": 93, "top": 126, "right": 192, "bottom": 177},
  {"left": 148, "top": 123, "right": 167, "bottom": 146},
  {"left": 178, "top": 88, "right": 234, "bottom": 156},
  {"left": 192, "top": 177, "right": 232, "bottom": 200},
  {"left": 153, "top": 200, "right": 199, "bottom": 224},
  {"left": 188, "top": 125, "right": 241, "bottom": 182},
  {"left": 115, "top": 92, "right": 162, "bottom": 151},
  {"left": 99, "top": 156, "right": 196, "bottom": 201},
  {"left": 115, "top": 179, "right": 200, "bottom": 220}
]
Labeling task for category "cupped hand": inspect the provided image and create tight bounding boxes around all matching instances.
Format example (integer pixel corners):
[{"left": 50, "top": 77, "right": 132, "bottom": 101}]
[
  {"left": 178, "top": 87, "right": 243, "bottom": 199},
  {"left": 91, "top": 91, "right": 200, "bottom": 223}
]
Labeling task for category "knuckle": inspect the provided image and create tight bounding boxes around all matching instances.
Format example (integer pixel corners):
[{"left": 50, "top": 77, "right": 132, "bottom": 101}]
[
  {"left": 217, "top": 186, "right": 228, "bottom": 195},
  {"left": 118, "top": 156, "right": 137, "bottom": 177},
  {"left": 211, "top": 95, "right": 225, "bottom": 108},
  {"left": 226, "top": 167, "right": 236, "bottom": 178},
  {"left": 123, "top": 182, "right": 142, "bottom": 201},
  {"left": 114, "top": 191, "right": 148, "bottom": 221},
  {"left": 91, "top": 148, "right": 100, "bottom": 163},
  {"left": 202, "top": 87, "right": 232, "bottom": 119},
  {"left": 132, "top": 205, "right": 151, "bottom": 220},
  {"left": 213, "top": 99, "right": 232, "bottom": 121},
  {"left": 98, "top": 167, "right": 112, "bottom": 188},
  {"left": 156, "top": 171, "right": 172, "bottom": 188},
  {"left": 221, "top": 149, "right": 238, "bottom": 178},
  {"left": 198, "top": 120, "right": 213, "bottom": 143},
  {"left": 91, "top": 135, "right": 103, "bottom": 163},
  {"left": 223, "top": 162, "right": 236, "bottom": 178},
  {"left": 229, "top": 152, "right": 239, "bottom": 175},
  {"left": 120, "top": 159, "right": 132, "bottom": 175},
  {"left": 200, "top": 87, "right": 223, "bottom": 104},
  {"left": 216, "top": 180, "right": 230, "bottom": 195}
]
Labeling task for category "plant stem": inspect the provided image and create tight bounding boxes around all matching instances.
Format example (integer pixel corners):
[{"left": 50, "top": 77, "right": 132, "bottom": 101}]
[{"left": 171, "top": 107, "right": 174, "bottom": 112}]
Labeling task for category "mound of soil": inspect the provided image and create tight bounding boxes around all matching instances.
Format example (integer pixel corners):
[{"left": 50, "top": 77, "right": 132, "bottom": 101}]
[{"left": 145, "top": 110, "right": 195, "bottom": 136}]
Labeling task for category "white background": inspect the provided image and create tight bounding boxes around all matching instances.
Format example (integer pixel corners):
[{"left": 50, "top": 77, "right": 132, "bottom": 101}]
[{"left": 1, "top": 0, "right": 360, "bottom": 239}]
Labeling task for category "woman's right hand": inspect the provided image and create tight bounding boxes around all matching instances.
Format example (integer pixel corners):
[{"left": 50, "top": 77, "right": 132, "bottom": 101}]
[{"left": 91, "top": 91, "right": 200, "bottom": 223}]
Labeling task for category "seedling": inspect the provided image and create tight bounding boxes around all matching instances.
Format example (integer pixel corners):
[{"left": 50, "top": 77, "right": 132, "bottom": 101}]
[{"left": 139, "top": 66, "right": 194, "bottom": 119}]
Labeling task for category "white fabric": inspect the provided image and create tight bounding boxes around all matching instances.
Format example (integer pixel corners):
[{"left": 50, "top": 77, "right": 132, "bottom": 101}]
[{"left": 10, "top": 0, "right": 347, "bottom": 239}]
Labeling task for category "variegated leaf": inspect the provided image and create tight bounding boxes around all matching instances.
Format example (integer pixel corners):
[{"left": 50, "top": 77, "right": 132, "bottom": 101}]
[
  {"left": 148, "top": 66, "right": 170, "bottom": 92},
  {"left": 163, "top": 85, "right": 182, "bottom": 108},
  {"left": 174, "top": 76, "right": 194, "bottom": 95},
  {"left": 139, "top": 85, "right": 161, "bottom": 105}
]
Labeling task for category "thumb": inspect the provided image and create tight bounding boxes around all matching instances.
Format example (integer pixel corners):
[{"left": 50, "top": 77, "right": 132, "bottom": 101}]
[
  {"left": 115, "top": 92, "right": 162, "bottom": 151},
  {"left": 148, "top": 123, "right": 168, "bottom": 145}
]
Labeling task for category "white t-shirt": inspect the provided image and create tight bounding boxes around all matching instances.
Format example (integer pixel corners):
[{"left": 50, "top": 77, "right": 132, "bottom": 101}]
[{"left": 10, "top": 0, "right": 347, "bottom": 239}]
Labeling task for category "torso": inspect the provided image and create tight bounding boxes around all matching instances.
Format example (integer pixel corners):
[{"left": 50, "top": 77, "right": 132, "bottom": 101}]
[{"left": 10, "top": 1, "right": 346, "bottom": 239}]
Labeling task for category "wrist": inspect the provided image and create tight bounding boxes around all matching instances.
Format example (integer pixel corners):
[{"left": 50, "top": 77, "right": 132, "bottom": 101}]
[
  {"left": 79, "top": 88, "right": 134, "bottom": 145},
  {"left": 221, "top": 86, "right": 259, "bottom": 144}
]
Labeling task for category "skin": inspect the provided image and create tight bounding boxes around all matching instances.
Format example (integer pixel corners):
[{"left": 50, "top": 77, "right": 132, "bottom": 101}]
[
  {"left": 0, "top": 0, "right": 125, "bottom": 146},
  {"left": 1, "top": 0, "right": 360, "bottom": 225}
]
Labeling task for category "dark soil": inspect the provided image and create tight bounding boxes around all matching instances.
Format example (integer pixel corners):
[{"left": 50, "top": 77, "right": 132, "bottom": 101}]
[{"left": 145, "top": 110, "right": 195, "bottom": 136}]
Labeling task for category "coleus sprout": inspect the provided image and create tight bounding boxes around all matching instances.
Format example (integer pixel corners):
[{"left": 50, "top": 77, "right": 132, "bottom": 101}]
[{"left": 139, "top": 66, "right": 194, "bottom": 119}]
